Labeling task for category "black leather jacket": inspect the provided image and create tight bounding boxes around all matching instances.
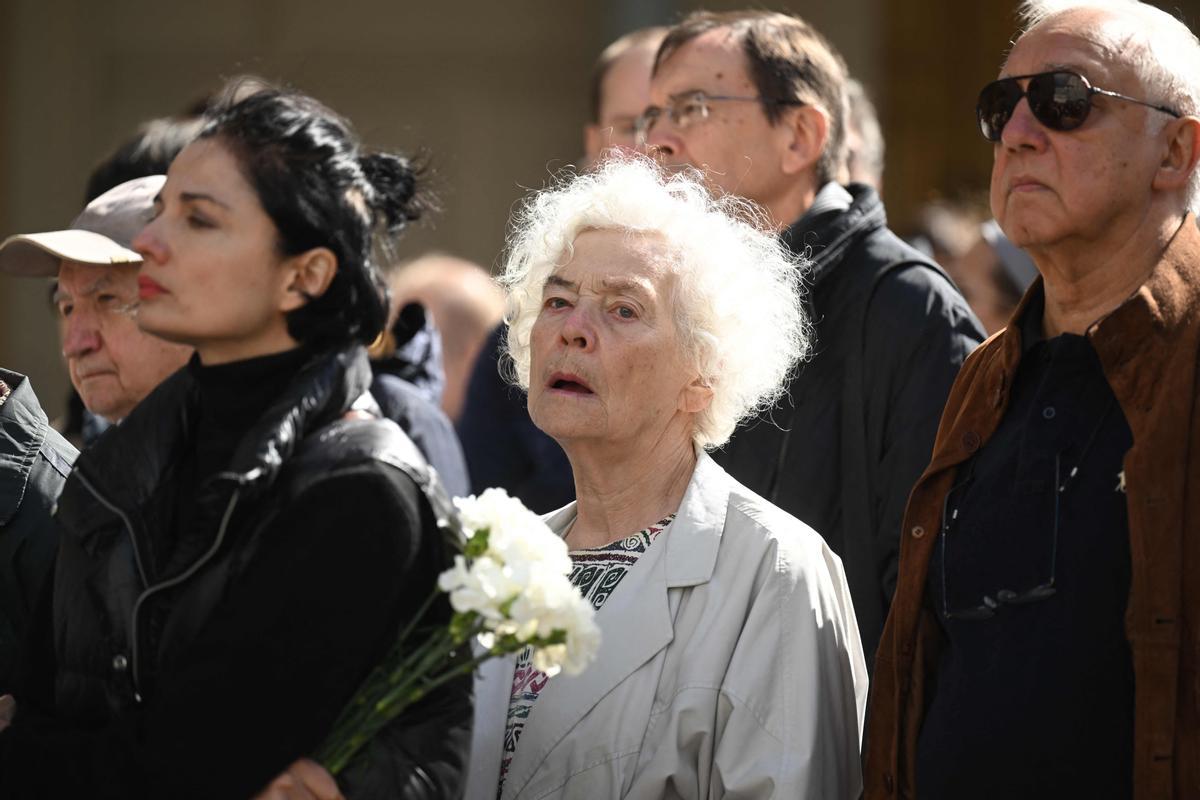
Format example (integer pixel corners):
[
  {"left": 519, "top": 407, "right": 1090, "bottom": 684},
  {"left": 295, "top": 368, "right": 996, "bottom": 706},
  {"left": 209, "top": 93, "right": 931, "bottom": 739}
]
[
  {"left": 0, "top": 346, "right": 471, "bottom": 800},
  {"left": 0, "top": 370, "right": 76, "bottom": 694}
]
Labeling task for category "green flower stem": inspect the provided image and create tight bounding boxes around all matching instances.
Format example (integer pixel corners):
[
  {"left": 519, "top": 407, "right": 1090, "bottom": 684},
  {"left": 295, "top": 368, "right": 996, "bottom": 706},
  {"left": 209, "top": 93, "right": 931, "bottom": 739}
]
[{"left": 316, "top": 622, "right": 483, "bottom": 775}]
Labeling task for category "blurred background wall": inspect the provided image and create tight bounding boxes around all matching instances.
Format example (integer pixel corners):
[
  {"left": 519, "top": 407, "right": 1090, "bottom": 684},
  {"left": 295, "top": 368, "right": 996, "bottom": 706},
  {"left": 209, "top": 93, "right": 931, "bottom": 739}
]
[{"left": 1, "top": 0, "right": 1197, "bottom": 418}]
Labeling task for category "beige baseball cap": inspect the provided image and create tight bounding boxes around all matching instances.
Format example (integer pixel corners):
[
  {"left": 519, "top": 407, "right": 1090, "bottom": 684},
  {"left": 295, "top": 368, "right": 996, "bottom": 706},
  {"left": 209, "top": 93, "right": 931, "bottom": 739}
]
[{"left": 0, "top": 174, "right": 166, "bottom": 277}]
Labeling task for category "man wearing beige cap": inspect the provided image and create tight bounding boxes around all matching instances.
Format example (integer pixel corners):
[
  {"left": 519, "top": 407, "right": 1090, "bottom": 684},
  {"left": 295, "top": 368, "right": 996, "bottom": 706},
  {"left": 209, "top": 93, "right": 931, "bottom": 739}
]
[{"left": 0, "top": 176, "right": 191, "bottom": 424}]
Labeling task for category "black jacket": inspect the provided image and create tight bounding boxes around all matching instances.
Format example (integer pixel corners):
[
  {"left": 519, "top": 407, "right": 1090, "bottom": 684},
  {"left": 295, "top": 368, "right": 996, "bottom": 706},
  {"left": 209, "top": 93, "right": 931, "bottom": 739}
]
[
  {"left": 457, "top": 324, "right": 574, "bottom": 514},
  {"left": 713, "top": 183, "right": 984, "bottom": 661},
  {"left": 0, "top": 370, "right": 76, "bottom": 694},
  {"left": 371, "top": 301, "right": 470, "bottom": 498},
  {"left": 0, "top": 346, "right": 470, "bottom": 800}
]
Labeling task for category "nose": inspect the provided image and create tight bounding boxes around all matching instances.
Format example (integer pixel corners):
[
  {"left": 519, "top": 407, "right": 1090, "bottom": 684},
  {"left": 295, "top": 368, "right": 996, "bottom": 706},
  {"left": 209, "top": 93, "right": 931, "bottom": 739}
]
[
  {"left": 559, "top": 304, "right": 596, "bottom": 351},
  {"left": 62, "top": 309, "right": 102, "bottom": 359},
  {"left": 131, "top": 217, "right": 167, "bottom": 265},
  {"left": 999, "top": 95, "right": 1049, "bottom": 152},
  {"left": 645, "top": 123, "right": 679, "bottom": 159}
]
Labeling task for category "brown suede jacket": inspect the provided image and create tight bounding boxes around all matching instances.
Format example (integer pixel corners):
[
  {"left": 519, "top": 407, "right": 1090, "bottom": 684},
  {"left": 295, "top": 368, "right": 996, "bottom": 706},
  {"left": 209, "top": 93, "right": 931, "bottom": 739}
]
[{"left": 865, "top": 216, "right": 1200, "bottom": 800}]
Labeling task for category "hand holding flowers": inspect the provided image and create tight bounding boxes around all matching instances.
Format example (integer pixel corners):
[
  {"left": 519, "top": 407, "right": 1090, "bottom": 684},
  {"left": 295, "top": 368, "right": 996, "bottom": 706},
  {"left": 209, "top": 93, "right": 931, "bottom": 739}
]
[{"left": 316, "top": 488, "right": 599, "bottom": 775}]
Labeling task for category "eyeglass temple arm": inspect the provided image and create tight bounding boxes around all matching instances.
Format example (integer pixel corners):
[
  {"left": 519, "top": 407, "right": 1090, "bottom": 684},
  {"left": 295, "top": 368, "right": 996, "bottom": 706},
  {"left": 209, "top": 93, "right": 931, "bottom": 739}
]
[{"left": 1092, "top": 87, "right": 1181, "bottom": 118}]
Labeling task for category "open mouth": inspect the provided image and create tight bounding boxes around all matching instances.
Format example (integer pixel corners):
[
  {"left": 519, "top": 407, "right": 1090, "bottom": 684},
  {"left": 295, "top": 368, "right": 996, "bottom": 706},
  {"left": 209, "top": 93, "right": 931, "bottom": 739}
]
[{"left": 548, "top": 373, "right": 593, "bottom": 394}]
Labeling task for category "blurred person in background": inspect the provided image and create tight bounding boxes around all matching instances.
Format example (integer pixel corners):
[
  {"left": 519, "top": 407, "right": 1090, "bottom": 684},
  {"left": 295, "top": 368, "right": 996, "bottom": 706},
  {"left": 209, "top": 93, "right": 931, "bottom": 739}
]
[
  {"left": 641, "top": 10, "right": 984, "bottom": 662},
  {"left": 84, "top": 115, "right": 205, "bottom": 205},
  {"left": 367, "top": 285, "right": 471, "bottom": 498},
  {"left": 386, "top": 252, "right": 504, "bottom": 421},
  {"left": 460, "top": 27, "right": 667, "bottom": 512},
  {"left": 583, "top": 26, "right": 668, "bottom": 164},
  {"left": 842, "top": 77, "right": 885, "bottom": 190},
  {"left": 0, "top": 177, "right": 193, "bottom": 438},
  {"left": 466, "top": 156, "right": 867, "bottom": 800},
  {"left": 0, "top": 82, "right": 470, "bottom": 799},
  {"left": 948, "top": 220, "right": 1039, "bottom": 335},
  {"left": 866, "top": 1, "right": 1200, "bottom": 796},
  {"left": 0, "top": 370, "right": 75, "bottom": 695}
]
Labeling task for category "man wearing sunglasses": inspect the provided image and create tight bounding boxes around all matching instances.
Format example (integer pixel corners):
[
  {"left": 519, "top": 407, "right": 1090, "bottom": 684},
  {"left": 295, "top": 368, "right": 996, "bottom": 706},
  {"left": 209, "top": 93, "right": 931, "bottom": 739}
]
[
  {"left": 866, "top": 2, "right": 1200, "bottom": 798},
  {"left": 641, "top": 10, "right": 985, "bottom": 664}
]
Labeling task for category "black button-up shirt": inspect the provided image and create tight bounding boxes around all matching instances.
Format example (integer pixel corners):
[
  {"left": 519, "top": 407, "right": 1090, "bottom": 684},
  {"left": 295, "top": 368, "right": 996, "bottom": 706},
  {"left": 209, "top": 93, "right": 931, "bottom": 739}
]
[{"left": 917, "top": 292, "right": 1135, "bottom": 799}]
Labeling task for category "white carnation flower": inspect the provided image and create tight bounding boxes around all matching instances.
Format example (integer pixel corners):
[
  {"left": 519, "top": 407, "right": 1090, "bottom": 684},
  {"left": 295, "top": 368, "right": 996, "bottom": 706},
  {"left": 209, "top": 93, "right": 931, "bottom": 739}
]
[{"left": 443, "top": 488, "right": 600, "bottom": 675}]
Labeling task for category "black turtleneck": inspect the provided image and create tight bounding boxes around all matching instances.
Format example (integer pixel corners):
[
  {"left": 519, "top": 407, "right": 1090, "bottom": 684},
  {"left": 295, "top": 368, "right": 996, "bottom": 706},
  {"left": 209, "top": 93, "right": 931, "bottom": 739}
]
[
  {"left": 189, "top": 346, "right": 314, "bottom": 480},
  {"left": 162, "top": 347, "right": 314, "bottom": 576}
]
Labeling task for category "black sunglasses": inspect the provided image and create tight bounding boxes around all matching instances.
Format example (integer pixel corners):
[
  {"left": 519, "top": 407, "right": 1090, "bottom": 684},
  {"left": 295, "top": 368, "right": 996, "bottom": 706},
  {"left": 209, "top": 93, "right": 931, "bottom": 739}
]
[{"left": 976, "top": 69, "right": 1181, "bottom": 142}]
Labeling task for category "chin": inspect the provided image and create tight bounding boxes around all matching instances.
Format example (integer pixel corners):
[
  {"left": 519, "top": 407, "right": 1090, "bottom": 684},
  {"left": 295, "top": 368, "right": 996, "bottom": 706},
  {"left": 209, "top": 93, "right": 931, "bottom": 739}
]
[
  {"left": 135, "top": 311, "right": 192, "bottom": 346},
  {"left": 529, "top": 411, "right": 597, "bottom": 444}
]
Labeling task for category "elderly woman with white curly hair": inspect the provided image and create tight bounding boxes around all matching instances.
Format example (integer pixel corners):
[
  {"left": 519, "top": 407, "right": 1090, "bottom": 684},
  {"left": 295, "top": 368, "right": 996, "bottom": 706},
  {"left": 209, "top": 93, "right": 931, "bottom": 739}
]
[{"left": 463, "top": 157, "right": 869, "bottom": 800}]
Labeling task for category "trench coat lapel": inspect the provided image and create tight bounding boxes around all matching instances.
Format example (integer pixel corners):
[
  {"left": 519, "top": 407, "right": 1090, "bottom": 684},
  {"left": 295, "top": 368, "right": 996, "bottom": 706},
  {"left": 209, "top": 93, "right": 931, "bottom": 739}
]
[{"left": 500, "top": 452, "right": 728, "bottom": 800}]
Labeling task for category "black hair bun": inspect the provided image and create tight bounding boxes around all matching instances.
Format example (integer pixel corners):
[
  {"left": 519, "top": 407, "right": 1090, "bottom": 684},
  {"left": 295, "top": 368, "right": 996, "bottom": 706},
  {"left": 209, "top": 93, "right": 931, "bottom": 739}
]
[{"left": 360, "top": 152, "right": 425, "bottom": 232}]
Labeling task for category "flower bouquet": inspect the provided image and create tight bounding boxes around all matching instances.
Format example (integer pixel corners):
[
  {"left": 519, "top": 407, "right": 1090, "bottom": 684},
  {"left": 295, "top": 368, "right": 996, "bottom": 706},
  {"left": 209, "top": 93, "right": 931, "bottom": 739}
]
[{"left": 315, "top": 488, "right": 600, "bottom": 775}]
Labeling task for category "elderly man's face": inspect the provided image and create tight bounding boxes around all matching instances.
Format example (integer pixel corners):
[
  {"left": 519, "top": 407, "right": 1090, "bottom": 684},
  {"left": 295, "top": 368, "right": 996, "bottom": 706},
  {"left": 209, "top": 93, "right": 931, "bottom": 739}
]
[
  {"left": 527, "top": 228, "right": 706, "bottom": 448},
  {"left": 55, "top": 260, "right": 191, "bottom": 421},
  {"left": 645, "top": 29, "right": 792, "bottom": 216},
  {"left": 584, "top": 42, "right": 658, "bottom": 160},
  {"left": 990, "top": 13, "right": 1171, "bottom": 250}
]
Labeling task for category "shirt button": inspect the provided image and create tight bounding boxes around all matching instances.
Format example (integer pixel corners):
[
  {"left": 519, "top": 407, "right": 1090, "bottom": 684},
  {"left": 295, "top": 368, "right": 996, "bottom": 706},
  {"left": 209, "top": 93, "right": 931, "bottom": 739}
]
[
  {"left": 112, "top": 654, "right": 129, "bottom": 672},
  {"left": 962, "top": 430, "right": 981, "bottom": 451},
  {"left": 911, "top": 525, "right": 926, "bottom": 539},
  {"left": 1042, "top": 406, "right": 1056, "bottom": 419}
]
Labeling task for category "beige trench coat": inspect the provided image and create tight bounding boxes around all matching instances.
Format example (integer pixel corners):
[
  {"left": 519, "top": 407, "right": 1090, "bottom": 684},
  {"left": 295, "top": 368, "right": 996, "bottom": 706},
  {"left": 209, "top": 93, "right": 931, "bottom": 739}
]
[{"left": 464, "top": 452, "right": 869, "bottom": 799}]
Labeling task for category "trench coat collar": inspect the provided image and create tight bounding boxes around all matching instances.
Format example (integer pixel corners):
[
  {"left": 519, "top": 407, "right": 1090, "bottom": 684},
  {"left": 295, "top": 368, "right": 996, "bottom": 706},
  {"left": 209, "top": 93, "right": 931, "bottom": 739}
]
[{"left": 496, "top": 450, "right": 730, "bottom": 799}]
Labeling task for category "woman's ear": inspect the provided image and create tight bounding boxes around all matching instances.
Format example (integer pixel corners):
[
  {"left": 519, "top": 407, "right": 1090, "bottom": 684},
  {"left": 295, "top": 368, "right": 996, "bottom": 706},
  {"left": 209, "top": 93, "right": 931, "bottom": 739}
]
[
  {"left": 679, "top": 376, "right": 715, "bottom": 415},
  {"left": 280, "top": 247, "right": 338, "bottom": 312}
]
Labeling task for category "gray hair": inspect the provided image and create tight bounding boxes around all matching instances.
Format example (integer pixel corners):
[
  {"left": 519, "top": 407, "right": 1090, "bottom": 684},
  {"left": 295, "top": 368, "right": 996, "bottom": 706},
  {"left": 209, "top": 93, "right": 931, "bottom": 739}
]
[
  {"left": 500, "top": 156, "right": 810, "bottom": 450},
  {"left": 1016, "top": 0, "right": 1200, "bottom": 212}
]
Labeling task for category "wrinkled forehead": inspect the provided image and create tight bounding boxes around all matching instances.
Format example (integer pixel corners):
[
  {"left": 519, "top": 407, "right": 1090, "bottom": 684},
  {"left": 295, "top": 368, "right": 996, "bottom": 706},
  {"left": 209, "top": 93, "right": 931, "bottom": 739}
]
[
  {"left": 55, "top": 260, "right": 138, "bottom": 297},
  {"left": 1004, "top": 9, "right": 1143, "bottom": 88},
  {"left": 552, "top": 227, "right": 680, "bottom": 286}
]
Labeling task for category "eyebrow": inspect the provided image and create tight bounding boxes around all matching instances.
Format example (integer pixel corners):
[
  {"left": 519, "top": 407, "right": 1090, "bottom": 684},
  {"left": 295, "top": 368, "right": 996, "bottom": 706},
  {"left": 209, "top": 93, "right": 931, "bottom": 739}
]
[
  {"left": 543, "top": 274, "right": 652, "bottom": 300},
  {"left": 544, "top": 275, "right": 577, "bottom": 292},
  {"left": 1000, "top": 62, "right": 1089, "bottom": 80},
  {"left": 180, "top": 191, "right": 232, "bottom": 210},
  {"left": 52, "top": 273, "right": 116, "bottom": 303},
  {"left": 599, "top": 277, "right": 652, "bottom": 299}
]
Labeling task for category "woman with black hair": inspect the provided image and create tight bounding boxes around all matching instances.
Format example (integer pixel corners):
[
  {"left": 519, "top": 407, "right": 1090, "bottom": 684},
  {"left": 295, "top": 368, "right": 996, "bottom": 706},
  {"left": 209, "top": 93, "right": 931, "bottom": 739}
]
[{"left": 0, "top": 83, "right": 470, "bottom": 799}]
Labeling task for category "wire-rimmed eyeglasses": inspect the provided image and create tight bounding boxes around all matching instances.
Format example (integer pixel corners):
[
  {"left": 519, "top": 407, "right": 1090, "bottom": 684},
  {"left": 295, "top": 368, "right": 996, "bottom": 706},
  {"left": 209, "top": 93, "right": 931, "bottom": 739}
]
[{"left": 634, "top": 90, "right": 805, "bottom": 143}]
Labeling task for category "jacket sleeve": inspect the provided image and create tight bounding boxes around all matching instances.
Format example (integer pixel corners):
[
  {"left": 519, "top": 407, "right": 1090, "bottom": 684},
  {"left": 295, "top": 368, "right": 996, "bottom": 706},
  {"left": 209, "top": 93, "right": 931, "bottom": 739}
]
[
  {"left": 372, "top": 372, "right": 472, "bottom": 500},
  {"left": 863, "top": 268, "right": 983, "bottom": 603},
  {"left": 0, "top": 463, "right": 471, "bottom": 800},
  {"left": 711, "top": 531, "right": 869, "bottom": 799}
]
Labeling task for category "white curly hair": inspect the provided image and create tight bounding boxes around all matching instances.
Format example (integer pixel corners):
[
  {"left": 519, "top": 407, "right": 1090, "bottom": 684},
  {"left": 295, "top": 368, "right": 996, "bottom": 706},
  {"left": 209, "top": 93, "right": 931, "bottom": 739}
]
[
  {"left": 1015, "top": 0, "right": 1200, "bottom": 212},
  {"left": 499, "top": 155, "right": 810, "bottom": 450}
]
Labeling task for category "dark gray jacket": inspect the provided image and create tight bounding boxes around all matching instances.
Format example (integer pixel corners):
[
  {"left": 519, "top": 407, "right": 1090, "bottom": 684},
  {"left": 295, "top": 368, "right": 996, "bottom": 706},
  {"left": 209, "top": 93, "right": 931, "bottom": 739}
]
[
  {"left": 713, "top": 183, "right": 985, "bottom": 662},
  {"left": 0, "top": 370, "right": 75, "bottom": 693}
]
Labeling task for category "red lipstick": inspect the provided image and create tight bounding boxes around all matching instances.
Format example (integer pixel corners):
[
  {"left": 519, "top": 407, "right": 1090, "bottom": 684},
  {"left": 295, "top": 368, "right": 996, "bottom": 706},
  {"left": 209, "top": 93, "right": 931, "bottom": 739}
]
[{"left": 137, "top": 275, "right": 167, "bottom": 300}]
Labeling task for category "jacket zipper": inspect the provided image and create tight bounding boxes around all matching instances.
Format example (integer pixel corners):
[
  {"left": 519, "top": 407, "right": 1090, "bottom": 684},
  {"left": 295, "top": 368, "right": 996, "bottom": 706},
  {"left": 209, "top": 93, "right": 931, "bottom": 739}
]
[
  {"left": 75, "top": 470, "right": 150, "bottom": 588},
  {"left": 75, "top": 470, "right": 243, "bottom": 702}
]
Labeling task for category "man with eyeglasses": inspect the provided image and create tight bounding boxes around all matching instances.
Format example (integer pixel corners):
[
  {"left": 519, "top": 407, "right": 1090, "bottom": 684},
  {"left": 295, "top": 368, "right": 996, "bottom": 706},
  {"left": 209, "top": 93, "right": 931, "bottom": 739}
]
[
  {"left": 640, "top": 10, "right": 984, "bottom": 664},
  {"left": 865, "top": 2, "right": 1200, "bottom": 798}
]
